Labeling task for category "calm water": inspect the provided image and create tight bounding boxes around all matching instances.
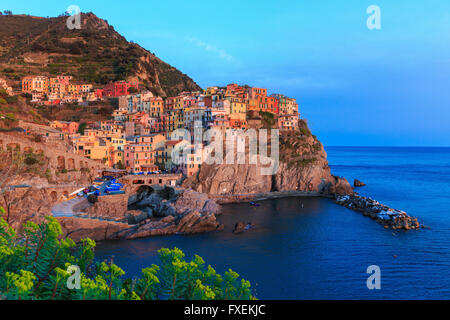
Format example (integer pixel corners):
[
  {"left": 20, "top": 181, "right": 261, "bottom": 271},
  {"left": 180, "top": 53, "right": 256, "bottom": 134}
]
[{"left": 96, "top": 147, "right": 450, "bottom": 299}]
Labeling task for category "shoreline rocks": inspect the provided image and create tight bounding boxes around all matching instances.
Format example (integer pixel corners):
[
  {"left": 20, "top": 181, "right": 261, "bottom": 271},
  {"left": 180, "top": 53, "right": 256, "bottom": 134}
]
[
  {"left": 335, "top": 194, "right": 420, "bottom": 230},
  {"left": 119, "top": 210, "right": 224, "bottom": 239},
  {"left": 232, "top": 222, "right": 253, "bottom": 234},
  {"left": 354, "top": 179, "right": 366, "bottom": 187}
]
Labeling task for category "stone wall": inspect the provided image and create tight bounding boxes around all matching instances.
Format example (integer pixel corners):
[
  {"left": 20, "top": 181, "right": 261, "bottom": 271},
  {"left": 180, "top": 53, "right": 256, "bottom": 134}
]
[
  {"left": 84, "top": 193, "right": 128, "bottom": 220},
  {"left": 0, "top": 132, "right": 108, "bottom": 174}
]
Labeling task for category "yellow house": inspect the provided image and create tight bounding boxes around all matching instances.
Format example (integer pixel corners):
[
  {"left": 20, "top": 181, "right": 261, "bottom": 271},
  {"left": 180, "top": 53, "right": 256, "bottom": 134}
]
[
  {"left": 66, "top": 84, "right": 78, "bottom": 93},
  {"left": 90, "top": 139, "right": 109, "bottom": 162},
  {"left": 174, "top": 96, "right": 184, "bottom": 109},
  {"left": 175, "top": 109, "right": 185, "bottom": 129},
  {"left": 110, "top": 137, "right": 126, "bottom": 151},
  {"left": 227, "top": 96, "right": 247, "bottom": 114}
]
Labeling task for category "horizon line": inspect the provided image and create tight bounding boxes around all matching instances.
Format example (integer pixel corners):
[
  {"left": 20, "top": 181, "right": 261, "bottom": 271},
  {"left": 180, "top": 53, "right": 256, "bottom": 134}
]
[{"left": 325, "top": 145, "right": 450, "bottom": 148}]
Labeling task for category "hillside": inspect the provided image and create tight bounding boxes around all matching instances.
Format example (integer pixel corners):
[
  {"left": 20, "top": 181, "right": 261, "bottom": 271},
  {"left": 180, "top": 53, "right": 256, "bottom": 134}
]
[
  {"left": 0, "top": 13, "right": 201, "bottom": 96},
  {"left": 0, "top": 88, "right": 46, "bottom": 127}
]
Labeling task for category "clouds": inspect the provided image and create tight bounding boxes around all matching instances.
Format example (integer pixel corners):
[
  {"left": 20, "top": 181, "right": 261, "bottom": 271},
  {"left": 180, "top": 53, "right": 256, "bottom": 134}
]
[{"left": 185, "top": 36, "right": 233, "bottom": 61}]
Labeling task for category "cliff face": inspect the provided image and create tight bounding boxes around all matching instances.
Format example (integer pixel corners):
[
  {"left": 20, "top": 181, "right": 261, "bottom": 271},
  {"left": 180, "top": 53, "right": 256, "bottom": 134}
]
[
  {"left": 183, "top": 118, "right": 353, "bottom": 197},
  {"left": 0, "top": 187, "right": 52, "bottom": 232},
  {"left": 0, "top": 13, "right": 201, "bottom": 96}
]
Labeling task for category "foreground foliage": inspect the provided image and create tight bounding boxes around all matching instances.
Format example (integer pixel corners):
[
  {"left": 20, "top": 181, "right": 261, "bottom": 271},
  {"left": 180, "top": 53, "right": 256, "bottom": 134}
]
[{"left": 0, "top": 212, "right": 254, "bottom": 300}]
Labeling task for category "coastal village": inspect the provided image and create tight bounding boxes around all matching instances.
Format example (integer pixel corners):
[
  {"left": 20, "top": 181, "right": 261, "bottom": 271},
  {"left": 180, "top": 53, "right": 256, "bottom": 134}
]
[
  {"left": 17, "top": 75, "right": 300, "bottom": 177},
  {"left": 0, "top": 10, "right": 430, "bottom": 303},
  {"left": 0, "top": 72, "right": 419, "bottom": 236}
]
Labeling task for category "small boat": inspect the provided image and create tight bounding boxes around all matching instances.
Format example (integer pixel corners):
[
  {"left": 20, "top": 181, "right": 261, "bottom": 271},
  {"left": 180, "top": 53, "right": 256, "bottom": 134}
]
[
  {"left": 106, "top": 187, "right": 121, "bottom": 192},
  {"left": 249, "top": 202, "right": 260, "bottom": 207},
  {"left": 106, "top": 190, "right": 125, "bottom": 195},
  {"left": 109, "top": 183, "right": 124, "bottom": 188}
]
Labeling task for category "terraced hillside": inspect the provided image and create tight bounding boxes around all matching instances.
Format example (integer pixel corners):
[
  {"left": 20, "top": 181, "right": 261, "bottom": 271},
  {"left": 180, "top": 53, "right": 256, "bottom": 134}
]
[{"left": 0, "top": 12, "right": 201, "bottom": 96}]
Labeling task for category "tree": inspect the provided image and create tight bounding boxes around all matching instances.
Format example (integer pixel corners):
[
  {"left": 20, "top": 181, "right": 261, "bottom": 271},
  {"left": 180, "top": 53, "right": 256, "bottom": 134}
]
[
  {"left": 0, "top": 216, "right": 255, "bottom": 300},
  {"left": 128, "top": 87, "right": 138, "bottom": 94},
  {"left": 77, "top": 122, "right": 87, "bottom": 135},
  {"left": 116, "top": 160, "right": 125, "bottom": 170}
]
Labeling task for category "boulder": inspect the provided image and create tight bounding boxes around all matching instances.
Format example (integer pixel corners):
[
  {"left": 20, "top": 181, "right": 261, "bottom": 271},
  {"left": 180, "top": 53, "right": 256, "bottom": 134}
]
[
  {"left": 126, "top": 210, "right": 149, "bottom": 225},
  {"left": 354, "top": 179, "right": 366, "bottom": 187},
  {"left": 155, "top": 201, "right": 176, "bottom": 217},
  {"left": 233, "top": 222, "right": 253, "bottom": 234},
  {"left": 174, "top": 189, "right": 221, "bottom": 215},
  {"left": 233, "top": 222, "right": 246, "bottom": 234},
  {"left": 57, "top": 216, "right": 131, "bottom": 242},
  {"left": 123, "top": 210, "right": 223, "bottom": 239}
]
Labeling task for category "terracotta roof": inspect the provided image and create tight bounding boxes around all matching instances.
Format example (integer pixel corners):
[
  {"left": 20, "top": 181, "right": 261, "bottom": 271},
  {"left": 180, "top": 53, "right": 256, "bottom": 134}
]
[{"left": 165, "top": 140, "right": 183, "bottom": 146}]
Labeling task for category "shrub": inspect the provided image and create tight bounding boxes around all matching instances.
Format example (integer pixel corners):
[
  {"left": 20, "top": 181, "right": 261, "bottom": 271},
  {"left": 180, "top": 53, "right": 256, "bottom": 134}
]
[
  {"left": 300, "top": 127, "right": 311, "bottom": 136},
  {"left": 24, "top": 155, "right": 38, "bottom": 165},
  {"left": 0, "top": 214, "right": 254, "bottom": 300},
  {"left": 5, "top": 95, "right": 18, "bottom": 104}
]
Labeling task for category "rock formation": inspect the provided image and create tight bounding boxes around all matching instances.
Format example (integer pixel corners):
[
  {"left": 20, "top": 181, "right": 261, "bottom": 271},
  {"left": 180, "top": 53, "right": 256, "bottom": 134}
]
[
  {"left": 62, "top": 187, "right": 223, "bottom": 241},
  {"left": 335, "top": 194, "right": 420, "bottom": 230},
  {"left": 183, "top": 120, "right": 353, "bottom": 198},
  {"left": 122, "top": 210, "right": 223, "bottom": 239},
  {"left": 0, "top": 187, "right": 52, "bottom": 232},
  {"left": 57, "top": 216, "right": 130, "bottom": 242},
  {"left": 82, "top": 194, "right": 128, "bottom": 221}
]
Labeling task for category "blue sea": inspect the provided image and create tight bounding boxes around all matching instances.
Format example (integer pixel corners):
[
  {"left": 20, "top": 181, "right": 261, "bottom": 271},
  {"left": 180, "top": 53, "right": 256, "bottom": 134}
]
[{"left": 96, "top": 147, "right": 450, "bottom": 299}]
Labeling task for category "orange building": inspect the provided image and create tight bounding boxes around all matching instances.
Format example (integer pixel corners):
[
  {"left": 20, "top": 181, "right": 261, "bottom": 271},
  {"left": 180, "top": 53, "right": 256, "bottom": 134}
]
[
  {"left": 248, "top": 87, "right": 267, "bottom": 99},
  {"left": 22, "top": 76, "right": 49, "bottom": 93},
  {"left": 258, "top": 95, "right": 279, "bottom": 114}
]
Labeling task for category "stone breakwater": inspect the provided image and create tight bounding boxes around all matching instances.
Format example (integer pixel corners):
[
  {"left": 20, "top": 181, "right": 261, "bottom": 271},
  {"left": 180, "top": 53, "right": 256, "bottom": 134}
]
[{"left": 335, "top": 194, "right": 420, "bottom": 230}]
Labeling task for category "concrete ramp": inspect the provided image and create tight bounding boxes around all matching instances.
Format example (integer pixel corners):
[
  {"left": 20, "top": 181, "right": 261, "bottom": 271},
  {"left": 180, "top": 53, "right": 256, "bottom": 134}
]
[{"left": 51, "top": 197, "right": 90, "bottom": 217}]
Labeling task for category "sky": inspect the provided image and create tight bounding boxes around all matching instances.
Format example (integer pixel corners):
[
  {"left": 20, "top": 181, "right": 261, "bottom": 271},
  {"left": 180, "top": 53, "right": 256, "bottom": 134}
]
[{"left": 2, "top": 0, "right": 450, "bottom": 146}]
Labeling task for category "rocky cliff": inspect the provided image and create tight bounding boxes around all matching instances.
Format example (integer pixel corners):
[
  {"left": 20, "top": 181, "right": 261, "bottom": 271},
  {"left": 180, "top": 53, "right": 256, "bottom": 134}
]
[{"left": 183, "top": 118, "right": 353, "bottom": 197}]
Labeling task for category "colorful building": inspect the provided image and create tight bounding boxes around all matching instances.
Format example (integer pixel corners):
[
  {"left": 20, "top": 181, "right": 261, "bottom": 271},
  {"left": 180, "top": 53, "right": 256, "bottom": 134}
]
[
  {"left": 103, "top": 80, "right": 139, "bottom": 97},
  {"left": 22, "top": 76, "right": 49, "bottom": 93}
]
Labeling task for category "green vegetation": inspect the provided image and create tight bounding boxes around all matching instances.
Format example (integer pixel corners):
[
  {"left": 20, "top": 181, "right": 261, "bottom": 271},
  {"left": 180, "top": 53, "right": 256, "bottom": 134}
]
[
  {"left": 296, "top": 158, "right": 317, "bottom": 167},
  {"left": 0, "top": 149, "right": 48, "bottom": 179},
  {"left": 77, "top": 122, "right": 87, "bottom": 135},
  {"left": 0, "top": 214, "right": 254, "bottom": 300},
  {"left": 0, "top": 14, "right": 200, "bottom": 96},
  {"left": 259, "top": 111, "right": 276, "bottom": 129},
  {"left": 0, "top": 89, "right": 45, "bottom": 125},
  {"left": 116, "top": 160, "right": 125, "bottom": 170},
  {"left": 24, "top": 154, "right": 39, "bottom": 165}
]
